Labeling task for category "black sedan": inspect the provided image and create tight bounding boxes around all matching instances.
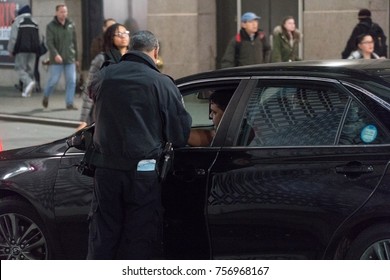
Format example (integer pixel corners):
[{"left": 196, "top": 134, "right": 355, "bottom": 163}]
[{"left": 1, "top": 60, "right": 390, "bottom": 260}]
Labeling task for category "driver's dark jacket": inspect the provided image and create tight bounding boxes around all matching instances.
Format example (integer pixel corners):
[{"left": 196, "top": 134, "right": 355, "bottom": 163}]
[{"left": 88, "top": 51, "right": 192, "bottom": 170}]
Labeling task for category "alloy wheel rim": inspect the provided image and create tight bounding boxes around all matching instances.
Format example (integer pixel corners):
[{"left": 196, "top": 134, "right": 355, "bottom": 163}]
[
  {"left": 0, "top": 213, "right": 48, "bottom": 260},
  {"left": 360, "top": 239, "right": 390, "bottom": 260}
]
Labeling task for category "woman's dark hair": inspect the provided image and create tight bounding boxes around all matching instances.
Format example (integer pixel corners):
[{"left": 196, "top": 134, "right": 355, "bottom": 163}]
[
  {"left": 355, "top": 33, "right": 372, "bottom": 47},
  {"left": 209, "top": 90, "right": 234, "bottom": 111},
  {"left": 281, "top": 16, "right": 295, "bottom": 36},
  {"left": 102, "top": 23, "right": 127, "bottom": 52}
]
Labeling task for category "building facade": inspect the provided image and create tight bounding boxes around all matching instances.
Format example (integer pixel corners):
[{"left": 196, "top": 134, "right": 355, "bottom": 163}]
[{"left": 0, "top": 0, "right": 388, "bottom": 87}]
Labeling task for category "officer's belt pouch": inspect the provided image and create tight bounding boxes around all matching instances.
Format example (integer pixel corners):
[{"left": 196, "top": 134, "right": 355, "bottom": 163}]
[{"left": 158, "top": 142, "right": 173, "bottom": 182}]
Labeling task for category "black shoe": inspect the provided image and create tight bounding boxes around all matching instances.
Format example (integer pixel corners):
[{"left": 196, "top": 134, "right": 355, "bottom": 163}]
[
  {"left": 66, "top": 104, "right": 78, "bottom": 110},
  {"left": 42, "top": 97, "right": 48, "bottom": 108}
]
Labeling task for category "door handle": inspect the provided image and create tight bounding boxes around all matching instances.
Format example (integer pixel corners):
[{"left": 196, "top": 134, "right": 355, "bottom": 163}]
[
  {"left": 173, "top": 168, "right": 206, "bottom": 177},
  {"left": 335, "top": 164, "right": 374, "bottom": 174},
  {"left": 336, "top": 165, "right": 374, "bottom": 173}
]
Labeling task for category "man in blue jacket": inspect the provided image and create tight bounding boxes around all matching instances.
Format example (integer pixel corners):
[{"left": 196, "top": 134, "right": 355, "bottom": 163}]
[{"left": 87, "top": 30, "right": 192, "bottom": 259}]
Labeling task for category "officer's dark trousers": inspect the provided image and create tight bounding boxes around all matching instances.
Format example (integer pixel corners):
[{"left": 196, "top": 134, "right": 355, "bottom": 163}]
[{"left": 87, "top": 167, "right": 163, "bottom": 259}]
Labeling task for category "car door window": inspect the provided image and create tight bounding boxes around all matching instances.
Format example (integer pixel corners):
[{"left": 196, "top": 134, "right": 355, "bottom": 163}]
[
  {"left": 180, "top": 82, "right": 241, "bottom": 128},
  {"left": 237, "top": 80, "right": 349, "bottom": 146},
  {"left": 339, "top": 99, "right": 390, "bottom": 145},
  {"left": 182, "top": 91, "right": 213, "bottom": 127}
]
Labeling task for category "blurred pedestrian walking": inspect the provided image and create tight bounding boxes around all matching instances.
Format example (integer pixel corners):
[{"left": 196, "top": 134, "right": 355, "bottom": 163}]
[
  {"left": 89, "top": 18, "right": 116, "bottom": 61},
  {"left": 42, "top": 4, "right": 79, "bottom": 110},
  {"left": 7, "top": 5, "right": 40, "bottom": 97},
  {"left": 271, "top": 16, "right": 302, "bottom": 62}
]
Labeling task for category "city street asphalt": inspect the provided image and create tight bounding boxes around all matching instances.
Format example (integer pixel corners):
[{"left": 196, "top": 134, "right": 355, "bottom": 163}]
[{"left": 0, "top": 86, "right": 83, "bottom": 128}]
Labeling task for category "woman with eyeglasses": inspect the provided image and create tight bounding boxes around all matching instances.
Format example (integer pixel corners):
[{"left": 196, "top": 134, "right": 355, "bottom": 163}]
[
  {"left": 78, "top": 23, "right": 130, "bottom": 130},
  {"left": 348, "top": 34, "right": 382, "bottom": 59},
  {"left": 101, "top": 23, "right": 130, "bottom": 65}
]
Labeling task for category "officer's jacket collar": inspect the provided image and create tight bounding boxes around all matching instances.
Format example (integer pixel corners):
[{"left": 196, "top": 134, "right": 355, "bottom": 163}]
[{"left": 121, "top": 51, "right": 160, "bottom": 73}]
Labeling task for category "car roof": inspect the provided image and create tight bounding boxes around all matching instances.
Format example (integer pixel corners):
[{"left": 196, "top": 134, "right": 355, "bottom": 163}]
[{"left": 176, "top": 59, "right": 390, "bottom": 85}]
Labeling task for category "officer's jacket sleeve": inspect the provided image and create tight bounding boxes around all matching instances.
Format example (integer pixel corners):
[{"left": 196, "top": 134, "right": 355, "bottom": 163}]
[{"left": 158, "top": 77, "right": 192, "bottom": 148}]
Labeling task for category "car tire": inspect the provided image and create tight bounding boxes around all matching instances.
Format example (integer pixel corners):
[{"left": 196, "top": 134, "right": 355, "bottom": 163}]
[
  {"left": 346, "top": 223, "right": 390, "bottom": 260},
  {"left": 0, "top": 197, "right": 51, "bottom": 260}
]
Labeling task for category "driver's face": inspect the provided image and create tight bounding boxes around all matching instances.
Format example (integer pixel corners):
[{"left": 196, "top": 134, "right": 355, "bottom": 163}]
[{"left": 209, "top": 102, "right": 224, "bottom": 129}]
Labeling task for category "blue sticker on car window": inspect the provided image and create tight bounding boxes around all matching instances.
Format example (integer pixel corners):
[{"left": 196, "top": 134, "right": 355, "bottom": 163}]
[{"left": 360, "top": 125, "right": 378, "bottom": 143}]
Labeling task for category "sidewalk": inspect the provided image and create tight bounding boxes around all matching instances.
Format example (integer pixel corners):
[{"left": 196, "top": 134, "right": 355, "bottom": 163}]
[{"left": 0, "top": 86, "right": 83, "bottom": 128}]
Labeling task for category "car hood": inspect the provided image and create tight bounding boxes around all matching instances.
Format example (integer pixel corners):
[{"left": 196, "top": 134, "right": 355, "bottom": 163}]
[{"left": 0, "top": 138, "right": 68, "bottom": 161}]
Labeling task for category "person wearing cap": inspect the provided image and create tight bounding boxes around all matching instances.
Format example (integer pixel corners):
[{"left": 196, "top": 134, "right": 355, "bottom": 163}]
[
  {"left": 7, "top": 5, "right": 40, "bottom": 97},
  {"left": 221, "top": 12, "right": 271, "bottom": 68},
  {"left": 341, "top": 8, "right": 387, "bottom": 59}
]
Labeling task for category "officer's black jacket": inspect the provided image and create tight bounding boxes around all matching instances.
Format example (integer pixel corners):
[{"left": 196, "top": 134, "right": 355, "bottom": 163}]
[{"left": 89, "top": 51, "right": 192, "bottom": 170}]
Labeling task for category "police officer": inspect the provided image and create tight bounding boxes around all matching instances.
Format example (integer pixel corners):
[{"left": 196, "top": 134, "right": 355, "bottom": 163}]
[{"left": 87, "top": 30, "right": 192, "bottom": 259}]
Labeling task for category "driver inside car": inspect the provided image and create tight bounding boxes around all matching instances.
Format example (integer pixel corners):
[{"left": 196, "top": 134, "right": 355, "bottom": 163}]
[{"left": 188, "top": 90, "right": 234, "bottom": 146}]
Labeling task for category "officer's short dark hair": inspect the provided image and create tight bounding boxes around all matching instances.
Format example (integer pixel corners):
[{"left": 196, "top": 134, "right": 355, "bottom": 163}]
[{"left": 130, "top": 30, "right": 159, "bottom": 52}]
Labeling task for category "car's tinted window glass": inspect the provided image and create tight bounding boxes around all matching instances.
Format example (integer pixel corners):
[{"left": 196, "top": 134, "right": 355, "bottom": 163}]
[
  {"left": 339, "top": 99, "right": 390, "bottom": 145},
  {"left": 237, "top": 82, "right": 348, "bottom": 146},
  {"left": 345, "top": 85, "right": 390, "bottom": 130}
]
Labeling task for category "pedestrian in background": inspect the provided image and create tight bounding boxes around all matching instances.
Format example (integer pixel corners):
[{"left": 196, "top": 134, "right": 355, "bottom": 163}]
[
  {"left": 221, "top": 12, "right": 271, "bottom": 68},
  {"left": 347, "top": 33, "right": 382, "bottom": 59},
  {"left": 89, "top": 18, "right": 116, "bottom": 61},
  {"left": 7, "top": 5, "right": 40, "bottom": 98},
  {"left": 77, "top": 23, "right": 129, "bottom": 130},
  {"left": 271, "top": 16, "right": 302, "bottom": 62},
  {"left": 341, "top": 8, "right": 388, "bottom": 59},
  {"left": 42, "top": 4, "right": 79, "bottom": 110},
  {"left": 86, "top": 30, "right": 192, "bottom": 259},
  {"left": 100, "top": 23, "right": 130, "bottom": 66}
]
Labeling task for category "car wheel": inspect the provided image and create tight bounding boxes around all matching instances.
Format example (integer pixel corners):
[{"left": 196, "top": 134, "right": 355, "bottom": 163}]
[
  {"left": 346, "top": 224, "right": 390, "bottom": 260},
  {"left": 0, "top": 197, "right": 50, "bottom": 260}
]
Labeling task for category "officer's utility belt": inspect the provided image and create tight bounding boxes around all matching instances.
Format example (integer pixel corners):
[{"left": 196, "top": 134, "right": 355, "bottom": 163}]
[{"left": 77, "top": 130, "right": 172, "bottom": 181}]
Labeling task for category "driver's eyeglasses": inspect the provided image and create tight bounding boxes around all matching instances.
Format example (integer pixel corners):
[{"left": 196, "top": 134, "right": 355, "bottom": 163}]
[{"left": 114, "top": 31, "right": 130, "bottom": 38}]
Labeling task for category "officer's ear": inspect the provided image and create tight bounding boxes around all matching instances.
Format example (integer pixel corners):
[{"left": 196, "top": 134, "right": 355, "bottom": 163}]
[{"left": 153, "top": 47, "right": 159, "bottom": 60}]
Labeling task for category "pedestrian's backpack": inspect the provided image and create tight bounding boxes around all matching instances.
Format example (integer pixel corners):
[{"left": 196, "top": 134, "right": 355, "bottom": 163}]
[
  {"left": 234, "top": 30, "right": 266, "bottom": 66},
  {"left": 369, "top": 23, "right": 387, "bottom": 57},
  {"left": 14, "top": 17, "right": 40, "bottom": 54}
]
